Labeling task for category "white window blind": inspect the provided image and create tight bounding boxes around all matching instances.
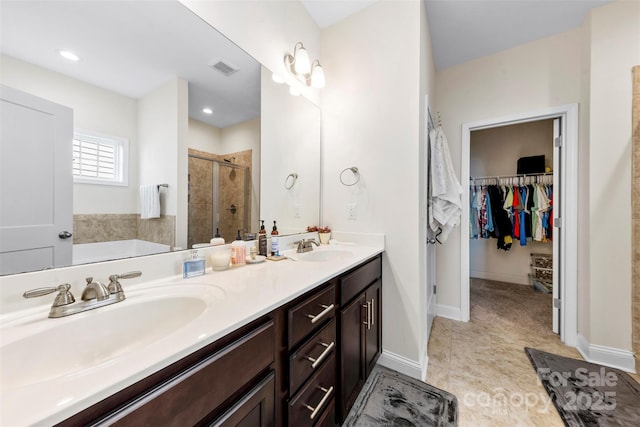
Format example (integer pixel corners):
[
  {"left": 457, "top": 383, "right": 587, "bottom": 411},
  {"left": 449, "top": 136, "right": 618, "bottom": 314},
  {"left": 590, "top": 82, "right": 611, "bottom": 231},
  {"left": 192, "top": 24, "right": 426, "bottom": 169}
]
[{"left": 72, "top": 130, "right": 128, "bottom": 186}]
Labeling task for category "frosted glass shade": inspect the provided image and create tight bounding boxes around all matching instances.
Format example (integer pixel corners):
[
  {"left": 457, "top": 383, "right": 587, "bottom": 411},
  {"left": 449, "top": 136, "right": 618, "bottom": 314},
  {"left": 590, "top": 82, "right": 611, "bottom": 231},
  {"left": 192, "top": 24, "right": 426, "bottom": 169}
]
[
  {"left": 311, "top": 64, "right": 325, "bottom": 88},
  {"left": 294, "top": 46, "right": 311, "bottom": 75}
]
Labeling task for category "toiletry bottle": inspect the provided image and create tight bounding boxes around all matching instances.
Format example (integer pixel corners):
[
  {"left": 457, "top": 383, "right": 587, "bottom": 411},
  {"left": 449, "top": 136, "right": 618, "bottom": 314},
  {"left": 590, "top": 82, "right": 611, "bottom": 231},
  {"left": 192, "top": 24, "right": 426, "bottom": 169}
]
[
  {"left": 271, "top": 221, "right": 279, "bottom": 256},
  {"left": 258, "top": 220, "right": 268, "bottom": 256},
  {"left": 231, "top": 230, "right": 246, "bottom": 266},
  {"left": 183, "top": 250, "right": 206, "bottom": 278},
  {"left": 210, "top": 228, "right": 225, "bottom": 246}
]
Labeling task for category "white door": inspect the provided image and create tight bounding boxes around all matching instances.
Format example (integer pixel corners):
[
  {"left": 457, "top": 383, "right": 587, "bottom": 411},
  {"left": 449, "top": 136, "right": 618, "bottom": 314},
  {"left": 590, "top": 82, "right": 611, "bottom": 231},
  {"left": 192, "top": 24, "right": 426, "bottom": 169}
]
[
  {"left": 425, "top": 97, "right": 437, "bottom": 339},
  {"left": 0, "top": 85, "right": 73, "bottom": 275},
  {"left": 552, "top": 118, "right": 562, "bottom": 334}
]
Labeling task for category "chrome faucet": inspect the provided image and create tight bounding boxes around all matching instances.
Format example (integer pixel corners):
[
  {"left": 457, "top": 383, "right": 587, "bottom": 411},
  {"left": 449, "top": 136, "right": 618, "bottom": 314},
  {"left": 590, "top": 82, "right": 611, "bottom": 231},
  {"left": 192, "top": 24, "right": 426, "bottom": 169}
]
[
  {"left": 23, "top": 271, "right": 142, "bottom": 318},
  {"left": 294, "top": 238, "right": 320, "bottom": 253},
  {"left": 81, "top": 277, "right": 110, "bottom": 301}
]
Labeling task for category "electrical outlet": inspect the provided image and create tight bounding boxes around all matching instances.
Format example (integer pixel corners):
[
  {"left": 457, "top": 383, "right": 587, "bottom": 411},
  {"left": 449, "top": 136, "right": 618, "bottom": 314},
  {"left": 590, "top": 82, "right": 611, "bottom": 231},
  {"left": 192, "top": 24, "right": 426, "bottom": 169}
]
[
  {"left": 347, "top": 203, "right": 357, "bottom": 220},
  {"left": 294, "top": 203, "right": 301, "bottom": 218}
]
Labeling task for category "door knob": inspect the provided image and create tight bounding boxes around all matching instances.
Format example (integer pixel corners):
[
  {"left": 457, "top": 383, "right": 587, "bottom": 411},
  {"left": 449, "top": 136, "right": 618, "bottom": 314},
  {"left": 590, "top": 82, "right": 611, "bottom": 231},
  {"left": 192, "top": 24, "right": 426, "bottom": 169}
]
[{"left": 58, "top": 231, "right": 73, "bottom": 239}]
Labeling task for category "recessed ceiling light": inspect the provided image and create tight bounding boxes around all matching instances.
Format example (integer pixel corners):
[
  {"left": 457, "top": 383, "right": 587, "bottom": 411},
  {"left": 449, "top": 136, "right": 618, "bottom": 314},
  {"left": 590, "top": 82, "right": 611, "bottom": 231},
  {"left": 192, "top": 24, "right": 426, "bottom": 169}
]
[
  {"left": 59, "top": 50, "right": 79, "bottom": 61},
  {"left": 202, "top": 108, "right": 213, "bottom": 115}
]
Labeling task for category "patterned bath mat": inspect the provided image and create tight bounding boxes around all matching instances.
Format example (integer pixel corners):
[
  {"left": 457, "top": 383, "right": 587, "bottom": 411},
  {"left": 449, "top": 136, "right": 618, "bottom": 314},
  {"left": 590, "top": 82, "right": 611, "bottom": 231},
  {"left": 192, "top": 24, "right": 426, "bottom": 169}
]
[
  {"left": 525, "top": 347, "right": 640, "bottom": 426},
  {"left": 343, "top": 365, "right": 458, "bottom": 426}
]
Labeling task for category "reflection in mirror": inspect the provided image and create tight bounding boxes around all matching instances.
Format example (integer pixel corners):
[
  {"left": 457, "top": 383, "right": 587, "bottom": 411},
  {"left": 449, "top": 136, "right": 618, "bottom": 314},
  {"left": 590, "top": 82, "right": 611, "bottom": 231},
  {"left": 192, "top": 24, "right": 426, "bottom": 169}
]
[
  {"left": 260, "top": 69, "right": 321, "bottom": 235},
  {"left": 0, "top": 0, "right": 317, "bottom": 277}
]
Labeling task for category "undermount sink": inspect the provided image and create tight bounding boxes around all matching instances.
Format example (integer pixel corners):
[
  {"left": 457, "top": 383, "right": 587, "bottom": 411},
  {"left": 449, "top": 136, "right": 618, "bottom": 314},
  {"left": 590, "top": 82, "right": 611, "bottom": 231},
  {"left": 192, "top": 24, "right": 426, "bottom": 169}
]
[
  {"left": 293, "top": 249, "right": 354, "bottom": 262},
  {"left": 1, "top": 284, "right": 224, "bottom": 389}
]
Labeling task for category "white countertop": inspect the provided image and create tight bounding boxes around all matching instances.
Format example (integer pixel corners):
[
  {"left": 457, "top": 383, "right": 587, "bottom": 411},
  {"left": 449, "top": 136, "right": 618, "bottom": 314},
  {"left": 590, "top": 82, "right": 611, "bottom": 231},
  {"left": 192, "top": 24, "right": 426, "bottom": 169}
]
[{"left": 0, "top": 241, "right": 383, "bottom": 426}]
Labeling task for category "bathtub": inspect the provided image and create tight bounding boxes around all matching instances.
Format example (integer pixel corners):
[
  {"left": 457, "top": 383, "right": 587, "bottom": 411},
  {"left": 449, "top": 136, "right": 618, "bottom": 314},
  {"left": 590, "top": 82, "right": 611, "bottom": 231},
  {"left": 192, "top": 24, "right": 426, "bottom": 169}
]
[{"left": 73, "top": 239, "right": 171, "bottom": 265}]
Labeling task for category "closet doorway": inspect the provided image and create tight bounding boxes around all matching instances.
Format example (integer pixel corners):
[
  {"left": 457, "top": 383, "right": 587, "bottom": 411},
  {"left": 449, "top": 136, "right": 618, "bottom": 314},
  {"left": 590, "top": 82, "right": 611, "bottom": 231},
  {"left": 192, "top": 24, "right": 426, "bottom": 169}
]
[
  {"left": 461, "top": 105, "right": 578, "bottom": 346},
  {"left": 469, "top": 119, "right": 556, "bottom": 332}
]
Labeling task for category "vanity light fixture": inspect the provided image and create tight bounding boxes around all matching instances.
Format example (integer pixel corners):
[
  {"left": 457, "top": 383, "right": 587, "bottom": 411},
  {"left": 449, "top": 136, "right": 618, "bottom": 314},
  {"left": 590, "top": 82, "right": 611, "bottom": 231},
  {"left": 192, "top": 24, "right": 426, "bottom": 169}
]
[
  {"left": 59, "top": 50, "right": 79, "bottom": 61},
  {"left": 284, "top": 42, "right": 325, "bottom": 89},
  {"left": 202, "top": 107, "right": 213, "bottom": 115},
  {"left": 272, "top": 73, "right": 285, "bottom": 83}
]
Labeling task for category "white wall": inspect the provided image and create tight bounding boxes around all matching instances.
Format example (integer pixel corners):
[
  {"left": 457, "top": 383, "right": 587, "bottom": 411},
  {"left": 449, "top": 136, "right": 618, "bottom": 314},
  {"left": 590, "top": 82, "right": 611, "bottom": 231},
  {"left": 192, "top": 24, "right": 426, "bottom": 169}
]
[
  {"left": 261, "top": 67, "right": 320, "bottom": 233},
  {"left": 435, "top": 28, "right": 582, "bottom": 314},
  {"left": 138, "top": 77, "right": 189, "bottom": 248},
  {"left": 585, "top": 0, "right": 640, "bottom": 351},
  {"left": 0, "top": 55, "right": 139, "bottom": 214},
  {"left": 188, "top": 119, "right": 223, "bottom": 153},
  {"left": 321, "top": 0, "right": 430, "bottom": 373}
]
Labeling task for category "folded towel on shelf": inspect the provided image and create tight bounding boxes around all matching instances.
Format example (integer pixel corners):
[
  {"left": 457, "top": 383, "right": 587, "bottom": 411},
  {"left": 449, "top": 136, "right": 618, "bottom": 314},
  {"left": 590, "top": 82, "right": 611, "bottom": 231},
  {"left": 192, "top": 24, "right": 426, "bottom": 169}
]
[{"left": 140, "top": 184, "right": 160, "bottom": 219}]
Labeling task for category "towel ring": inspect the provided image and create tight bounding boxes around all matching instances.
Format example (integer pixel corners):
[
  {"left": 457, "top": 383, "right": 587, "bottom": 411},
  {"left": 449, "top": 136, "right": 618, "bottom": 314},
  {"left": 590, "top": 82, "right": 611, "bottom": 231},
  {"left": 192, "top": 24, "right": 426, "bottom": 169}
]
[
  {"left": 285, "top": 172, "right": 298, "bottom": 190},
  {"left": 339, "top": 167, "right": 360, "bottom": 186}
]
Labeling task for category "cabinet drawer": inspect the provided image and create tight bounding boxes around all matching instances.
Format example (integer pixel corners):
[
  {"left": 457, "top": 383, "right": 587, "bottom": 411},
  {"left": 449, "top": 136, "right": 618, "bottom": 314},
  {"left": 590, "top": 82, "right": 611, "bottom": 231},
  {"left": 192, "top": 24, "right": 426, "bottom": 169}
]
[
  {"left": 340, "top": 256, "right": 381, "bottom": 305},
  {"left": 288, "top": 285, "right": 336, "bottom": 349},
  {"left": 288, "top": 355, "right": 336, "bottom": 427},
  {"left": 290, "top": 319, "right": 336, "bottom": 395},
  {"left": 95, "top": 320, "right": 275, "bottom": 427}
]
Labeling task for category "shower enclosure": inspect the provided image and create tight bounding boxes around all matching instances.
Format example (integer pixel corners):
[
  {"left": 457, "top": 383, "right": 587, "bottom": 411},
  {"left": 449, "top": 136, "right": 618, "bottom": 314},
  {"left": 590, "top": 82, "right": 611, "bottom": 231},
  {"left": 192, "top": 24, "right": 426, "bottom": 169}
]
[{"left": 188, "top": 154, "right": 250, "bottom": 247}]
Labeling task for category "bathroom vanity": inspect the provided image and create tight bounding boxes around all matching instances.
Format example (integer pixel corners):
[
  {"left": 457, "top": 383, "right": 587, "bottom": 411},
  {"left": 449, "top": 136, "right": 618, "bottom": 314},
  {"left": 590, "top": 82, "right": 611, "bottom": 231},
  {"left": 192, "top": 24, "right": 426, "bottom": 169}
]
[{"left": 0, "top": 241, "right": 383, "bottom": 427}]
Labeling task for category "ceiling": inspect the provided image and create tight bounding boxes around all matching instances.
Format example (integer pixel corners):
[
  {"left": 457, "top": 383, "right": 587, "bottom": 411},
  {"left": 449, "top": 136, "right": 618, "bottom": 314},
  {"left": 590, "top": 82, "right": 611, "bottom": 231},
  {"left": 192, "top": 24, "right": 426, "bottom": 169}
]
[
  {"left": 301, "top": 0, "right": 613, "bottom": 70},
  {"left": 0, "top": 1, "right": 260, "bottom": 128}
]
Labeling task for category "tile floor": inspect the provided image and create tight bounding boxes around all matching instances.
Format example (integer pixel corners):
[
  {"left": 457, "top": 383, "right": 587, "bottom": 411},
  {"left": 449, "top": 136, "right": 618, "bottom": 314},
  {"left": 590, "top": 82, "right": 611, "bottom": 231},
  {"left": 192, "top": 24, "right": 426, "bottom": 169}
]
[{"left": 425, "top": 278, "right": 639, "bottom": 426}]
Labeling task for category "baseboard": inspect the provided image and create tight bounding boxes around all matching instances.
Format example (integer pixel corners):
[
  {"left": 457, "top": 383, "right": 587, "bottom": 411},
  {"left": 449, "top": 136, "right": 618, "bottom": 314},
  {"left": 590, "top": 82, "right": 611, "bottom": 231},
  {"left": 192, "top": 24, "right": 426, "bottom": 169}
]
[
  {"left": 436, "top": 304, "right": 461, "bottom": 321},
  {"left": 470, "top": 270, "right": 529, "bottom": 285},
  {"left": 377, "top": 350, "right": 422, "bottom": 380},
  {"left": 576, "top": 334, "right": 637, "bottom": 373}
]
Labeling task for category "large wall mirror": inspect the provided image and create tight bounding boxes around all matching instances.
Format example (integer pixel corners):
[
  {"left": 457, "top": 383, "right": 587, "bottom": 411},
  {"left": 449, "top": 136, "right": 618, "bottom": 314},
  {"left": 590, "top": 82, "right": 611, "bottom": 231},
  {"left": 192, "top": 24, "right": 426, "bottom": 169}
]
[{"left": 0, "top": 0, "right": 320, "bottom": 275}]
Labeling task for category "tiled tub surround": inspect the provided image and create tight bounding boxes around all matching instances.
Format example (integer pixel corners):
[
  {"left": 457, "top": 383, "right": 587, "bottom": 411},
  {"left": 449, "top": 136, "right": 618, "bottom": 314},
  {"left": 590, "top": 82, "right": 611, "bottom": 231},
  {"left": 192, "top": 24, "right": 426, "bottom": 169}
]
[
  {"left": 0, "top": 232, "right": 383, "bottom": 426},
  {"left": 73, "top": 214, "right": 176, "bottom": 247}
]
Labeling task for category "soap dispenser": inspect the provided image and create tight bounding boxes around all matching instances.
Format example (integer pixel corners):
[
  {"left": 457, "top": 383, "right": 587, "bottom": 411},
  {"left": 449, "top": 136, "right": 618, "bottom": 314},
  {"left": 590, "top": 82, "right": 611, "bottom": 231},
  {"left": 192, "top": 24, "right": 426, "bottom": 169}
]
[
  {"left": 271, "top": 221, "right": 279, "bottom": 256},
  {"left": 210, "top": 228, "right": 225, "bottom": 246},
  {"left": 231, "top": 230, "right": 246, "bottom": 266}
]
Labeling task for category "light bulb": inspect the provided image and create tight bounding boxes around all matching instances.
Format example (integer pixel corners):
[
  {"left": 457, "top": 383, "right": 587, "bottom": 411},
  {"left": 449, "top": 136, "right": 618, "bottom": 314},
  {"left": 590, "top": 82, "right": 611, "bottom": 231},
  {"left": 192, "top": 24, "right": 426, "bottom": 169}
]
[
  {"left": 272, "top": 73, "right": 285, "bottom": 83},
  {"left": 294, "top": 45, "right": 311, "bottom": 75},
  {"left": 311, "top": 63, "right": 325, "bottom": 88}
]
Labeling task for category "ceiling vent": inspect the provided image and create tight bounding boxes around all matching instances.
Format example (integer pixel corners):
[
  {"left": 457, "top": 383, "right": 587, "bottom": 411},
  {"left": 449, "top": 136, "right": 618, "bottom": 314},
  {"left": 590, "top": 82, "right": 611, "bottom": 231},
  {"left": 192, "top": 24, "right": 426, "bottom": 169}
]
[{"left": 208, "top": 58, "right": 239, "bottom": 76}]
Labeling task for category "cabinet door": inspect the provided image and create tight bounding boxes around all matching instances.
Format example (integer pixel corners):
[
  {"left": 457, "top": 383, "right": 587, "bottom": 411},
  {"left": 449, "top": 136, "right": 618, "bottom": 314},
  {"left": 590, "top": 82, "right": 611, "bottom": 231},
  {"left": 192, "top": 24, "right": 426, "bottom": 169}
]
[
  {"left": 364, "top": 280, "right": 382, "bottom": 377},
  {"left": 339, "top": 294, "right": 366, "bottom": 420},
  {"left": 208, "top": 372, "right": 275, "bottom": 427}
]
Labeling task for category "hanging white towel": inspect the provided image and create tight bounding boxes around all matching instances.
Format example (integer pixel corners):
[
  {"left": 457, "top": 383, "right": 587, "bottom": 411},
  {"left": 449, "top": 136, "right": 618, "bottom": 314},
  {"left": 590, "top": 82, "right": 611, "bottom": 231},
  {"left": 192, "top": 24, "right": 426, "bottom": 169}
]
[
  {"left": 140, "top": 184, "right": 161, "bottom": 219},
  {"left": 429, "top": 127, "right": 462, "bottom": 242}
]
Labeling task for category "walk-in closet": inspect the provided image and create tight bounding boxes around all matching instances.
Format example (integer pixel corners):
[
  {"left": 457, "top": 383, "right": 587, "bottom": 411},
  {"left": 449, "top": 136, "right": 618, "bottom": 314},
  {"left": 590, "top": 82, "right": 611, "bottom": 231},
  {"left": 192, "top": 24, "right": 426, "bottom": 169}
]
[{"left": 469, "top": 119, "right": 556, "bottom": 330}]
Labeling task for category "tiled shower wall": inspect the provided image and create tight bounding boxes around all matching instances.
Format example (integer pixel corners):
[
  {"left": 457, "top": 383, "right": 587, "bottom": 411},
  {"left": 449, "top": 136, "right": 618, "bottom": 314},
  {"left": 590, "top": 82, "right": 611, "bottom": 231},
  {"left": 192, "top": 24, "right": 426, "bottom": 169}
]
[
  {"left": 633, "top": 65, "right": 639, "bottom": 373},
  {"left": 73, "top": 214, "right": 176, "bottom": 247}
]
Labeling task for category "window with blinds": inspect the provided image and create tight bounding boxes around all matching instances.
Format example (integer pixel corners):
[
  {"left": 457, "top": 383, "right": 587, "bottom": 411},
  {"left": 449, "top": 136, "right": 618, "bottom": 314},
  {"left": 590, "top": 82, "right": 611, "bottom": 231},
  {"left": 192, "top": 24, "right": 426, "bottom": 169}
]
[{"left": 72, "top": 130, "right": 128, "bottom": 186}]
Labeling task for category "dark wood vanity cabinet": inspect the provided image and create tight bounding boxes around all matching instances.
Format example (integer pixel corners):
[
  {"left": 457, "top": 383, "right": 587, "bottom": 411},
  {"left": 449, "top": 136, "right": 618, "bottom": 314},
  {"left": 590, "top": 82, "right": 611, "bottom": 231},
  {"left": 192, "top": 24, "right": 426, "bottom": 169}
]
[
  {"left": 286, "top": 282, "right": 338, "bottom": 426},
  {"left": 57, "top": 254, "right": 382, "bottom": 427},
  {"left": 58, "top": 317, "right": 277, "bottom": 427},
  {"left": 337, "top": 255, "right": 382, "bottom": 423}
]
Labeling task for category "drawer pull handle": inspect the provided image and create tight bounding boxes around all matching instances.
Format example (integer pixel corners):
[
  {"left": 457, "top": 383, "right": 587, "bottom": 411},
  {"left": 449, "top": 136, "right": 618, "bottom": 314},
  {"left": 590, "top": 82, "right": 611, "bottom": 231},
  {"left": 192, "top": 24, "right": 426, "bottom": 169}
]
[
  {"left": 305, "top": 341, "right": 335, "bottom": 369},
  {"left": 371, "top": 298, "right": 375, "bottom": 327},
  {"left": 304, "top": 385, "right": 334, "bottom": 420},
  {"left": 307, "top": 303, "right": 335, "bottom": 324},
  {"left": 362, "top": 301, "right": 371, "bottom": 329}
]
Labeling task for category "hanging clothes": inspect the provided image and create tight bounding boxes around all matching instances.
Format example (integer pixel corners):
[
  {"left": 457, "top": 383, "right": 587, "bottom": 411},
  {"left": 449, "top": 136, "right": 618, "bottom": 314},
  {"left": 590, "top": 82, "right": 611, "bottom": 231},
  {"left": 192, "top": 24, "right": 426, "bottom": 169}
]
[{"left": 469, "top": 179, "right": 553, "bottom": 250}]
